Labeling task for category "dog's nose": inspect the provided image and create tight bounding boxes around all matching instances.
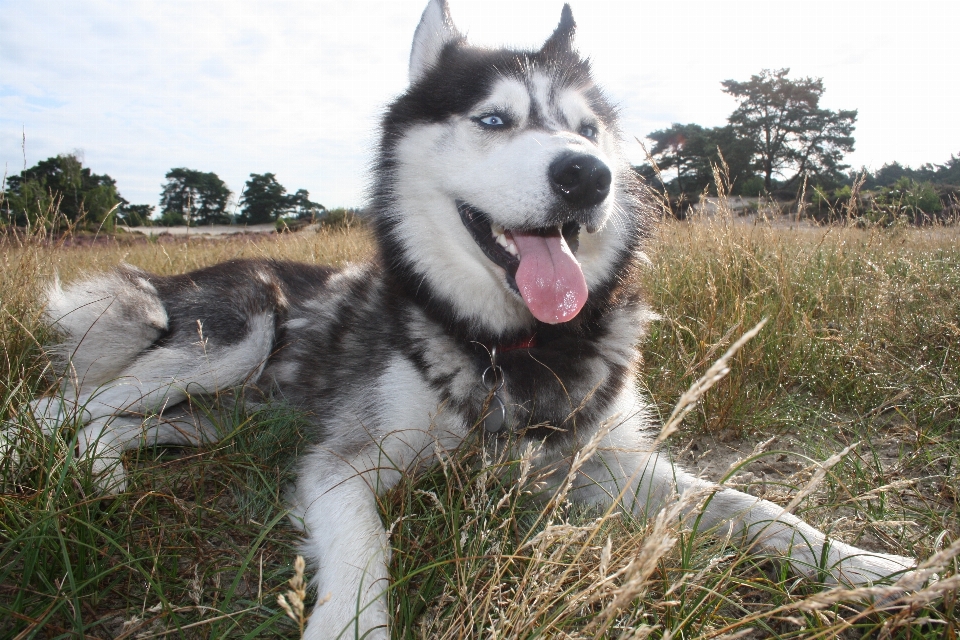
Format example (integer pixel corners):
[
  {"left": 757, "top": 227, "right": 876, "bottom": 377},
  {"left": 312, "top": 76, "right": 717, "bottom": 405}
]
[{"left": 548, "top": 153, "right": 611, "bottom": 207}]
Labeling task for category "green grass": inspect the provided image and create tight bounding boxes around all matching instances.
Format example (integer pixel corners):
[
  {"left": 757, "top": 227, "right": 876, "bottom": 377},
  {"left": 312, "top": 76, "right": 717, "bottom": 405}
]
[
  {"left": 1, "top": 202, "right": 959, "bottom": 637},
  {"left": 0, "top": 394, "right": 309, "bottom": 638}
]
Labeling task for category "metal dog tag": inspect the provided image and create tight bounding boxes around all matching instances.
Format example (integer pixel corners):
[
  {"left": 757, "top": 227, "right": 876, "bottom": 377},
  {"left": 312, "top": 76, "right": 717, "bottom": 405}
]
[
  {"left": 481, "top": 361, "right": 506, "bottom": 433},
  {"left": 483, "top": 393, "right": 506, "bottom": 433}
]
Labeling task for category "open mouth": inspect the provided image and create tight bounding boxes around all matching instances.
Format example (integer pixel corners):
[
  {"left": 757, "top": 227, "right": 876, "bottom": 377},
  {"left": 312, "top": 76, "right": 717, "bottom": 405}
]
[{"left": 457, "top": 201, "right": 588, "bottom": 324}]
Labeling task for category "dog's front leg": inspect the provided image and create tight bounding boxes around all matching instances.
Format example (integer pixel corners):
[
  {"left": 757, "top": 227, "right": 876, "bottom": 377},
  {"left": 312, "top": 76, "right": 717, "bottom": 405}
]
[
  {"left": 583, "top": 445, "right": 914, "bottom": 584},
  {"left": 293, "top": 430, "right": 436, "bottom": 640},
  {"left": 572, "top": 396, "right": 915, "bottom": 586}
]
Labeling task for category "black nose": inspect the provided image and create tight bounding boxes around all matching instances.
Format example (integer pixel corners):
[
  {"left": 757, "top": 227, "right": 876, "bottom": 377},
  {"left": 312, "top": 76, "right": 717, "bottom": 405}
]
[{"left": 548, "top": 153, "right": 612, "bottom": 208}]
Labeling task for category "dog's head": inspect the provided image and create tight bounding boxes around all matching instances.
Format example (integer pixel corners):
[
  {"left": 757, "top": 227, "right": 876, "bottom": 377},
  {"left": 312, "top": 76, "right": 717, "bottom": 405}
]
[{"left": 373, "top": 0, "right": 646, "bottom": 337}]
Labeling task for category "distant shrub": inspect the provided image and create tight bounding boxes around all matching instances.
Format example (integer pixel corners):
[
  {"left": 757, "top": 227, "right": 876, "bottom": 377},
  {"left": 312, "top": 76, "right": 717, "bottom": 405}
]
[
  {"left": 738, "top": 175, "right": 765, "bottom": 196},
  {"left": 117, "top": 203, "right": 155, "bottom": 227},
  {"left": 158, "top": 208, "right": 187, "bottom": 226},
  {"left": 866, "top": 177, "right": 943, "bottom": 225},
  {"left": 809, "top": 184, "right": 860, "bottom": 222},
  {"left": 320, "top": 207, "right": 364, "bottom": 228},
  {"left": 276, "top": 207, "right": 364, "bottom": 232}
]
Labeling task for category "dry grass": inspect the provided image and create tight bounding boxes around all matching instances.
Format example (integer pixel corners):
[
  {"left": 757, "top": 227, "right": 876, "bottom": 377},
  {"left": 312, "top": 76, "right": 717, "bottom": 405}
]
[
  {"left": 3, "top": 223, "right": 372, "bottom": 280},
  {"left": 642, "top": 217, "right": 960, "bottom": 439},
  {"left": 1, "top": 204, "right": 958, "bottom": 638}
]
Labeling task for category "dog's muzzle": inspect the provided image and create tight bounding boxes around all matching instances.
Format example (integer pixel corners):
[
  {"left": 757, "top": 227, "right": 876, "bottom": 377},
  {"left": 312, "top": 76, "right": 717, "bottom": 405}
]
[{"left": 455, "top": 155, "right": 611, "bottom": 325}]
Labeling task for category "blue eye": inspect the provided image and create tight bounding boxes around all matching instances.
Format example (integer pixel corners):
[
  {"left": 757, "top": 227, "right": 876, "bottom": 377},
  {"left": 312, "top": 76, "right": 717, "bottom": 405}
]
[
  {"left": 580, "top": 124, "right": 598, "bottom": 140},
  {"left": 475, "top": 113, "right": 510, "bottom": 129}
]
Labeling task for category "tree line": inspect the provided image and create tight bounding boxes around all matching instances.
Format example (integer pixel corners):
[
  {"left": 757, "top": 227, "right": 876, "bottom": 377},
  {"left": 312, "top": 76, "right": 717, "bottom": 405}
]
[
  {"left": 5, "top": 68, "right": 956, "bottom": 228},
  {"left": 2, "top": 159, "right": 325, "bottom": 228}
]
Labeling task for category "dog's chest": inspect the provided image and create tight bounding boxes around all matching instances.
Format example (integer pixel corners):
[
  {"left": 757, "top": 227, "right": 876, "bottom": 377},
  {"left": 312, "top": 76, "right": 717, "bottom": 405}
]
[{"left": 263, "top": 267, "right": 642, "bottom": 445}]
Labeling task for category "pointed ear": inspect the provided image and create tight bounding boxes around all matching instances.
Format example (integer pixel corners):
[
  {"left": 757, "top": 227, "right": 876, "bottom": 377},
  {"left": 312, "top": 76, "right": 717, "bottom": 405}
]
[
  {"left": 539, "top": 4, "right": 576, "bottom": 59},
  {"left": 409, "top": 0, "right": 462, "bottom": 84}
]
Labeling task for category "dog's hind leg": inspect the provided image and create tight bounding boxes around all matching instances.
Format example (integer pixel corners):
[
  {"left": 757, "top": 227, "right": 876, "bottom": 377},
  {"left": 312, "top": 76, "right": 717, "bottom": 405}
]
[
  {"left": 10, "top": 262, "right": 276, "bottom": 491},
  {"left": 57, "top": 312, "right": 274, "bottom": 491},
  {"left": 71, "top": 310, "right": 273, "bottom": 420},
  {"left": 75, "top": 406, "right": 220, "bottom": 493},
  {"left": 45, "top": 266, "right": 170, "bottom": 394},
  {"left": 1, "top": 267, "right": 168, "bottom": 481},
  {"left": 22, "top": 266, "right": 171, "bottom": 435}
]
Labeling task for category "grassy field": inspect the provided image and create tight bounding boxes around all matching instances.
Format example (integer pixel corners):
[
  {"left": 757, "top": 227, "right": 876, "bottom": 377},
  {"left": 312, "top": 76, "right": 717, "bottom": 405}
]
[{"left": 1, "top": 213, "right": 958, "bottom": 638}]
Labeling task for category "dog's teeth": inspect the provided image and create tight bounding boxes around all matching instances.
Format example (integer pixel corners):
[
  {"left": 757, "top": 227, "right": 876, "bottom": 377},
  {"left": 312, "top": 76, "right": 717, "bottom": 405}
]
[
  {"left": 491, "top": 222, "right": 505, "bottom": 237},
  {"left": 496, "top": 234, "right": 518, "bottom": 256}
]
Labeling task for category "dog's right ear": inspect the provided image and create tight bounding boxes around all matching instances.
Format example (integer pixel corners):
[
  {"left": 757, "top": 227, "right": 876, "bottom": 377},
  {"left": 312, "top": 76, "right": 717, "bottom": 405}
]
[
  {"left": 409, "top": 0, "right": 462, "bottom": 84},
  {"left": 539, "top": 4, "right": 577, "bottom": 60}
]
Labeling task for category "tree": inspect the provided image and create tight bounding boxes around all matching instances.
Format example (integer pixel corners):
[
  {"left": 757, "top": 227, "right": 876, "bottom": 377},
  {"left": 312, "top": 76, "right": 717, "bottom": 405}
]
[
  {"left": 646, "top": 123, "right": 710, "bottom": 196},
  {"left": 238, "top": 175, "right": 325, "bottom": 224},
  {"left": 722, "top": 69, "right": 857, "bottom": 191},
  {"left": 704, "top": 125, "right": 757, "bottom": 192},
  {"left": 159, "top": 168, "right": 231, "bottom": 226},
  {"left": 861, "top": 153, "right": 960, "bottom": 190},
  {"left": 289, "top": 189, "right": 325, "bottom": 220},
  {"left": 4, "top": 154, "right": 121, "bottom": 227},
  {"left": 863, "top": 161, "right": 913, "bottom": 189},
  {"left": 116, "top": 202, "right": 155, "bottom": 226},
  {"left": 238, "top": 173, "right": 289, "bottom": 224},
  {"left": 934, "top": 154, "right": 960, "bottom": 185},
  {"left": 644, "top": 123, "right": 755, "bottom": 197}
]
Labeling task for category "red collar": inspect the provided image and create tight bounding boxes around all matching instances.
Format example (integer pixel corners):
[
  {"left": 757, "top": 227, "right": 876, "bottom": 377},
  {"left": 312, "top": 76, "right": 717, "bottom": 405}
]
[{"left": 498, "top": 334, "right": 537, "bottom": 353}]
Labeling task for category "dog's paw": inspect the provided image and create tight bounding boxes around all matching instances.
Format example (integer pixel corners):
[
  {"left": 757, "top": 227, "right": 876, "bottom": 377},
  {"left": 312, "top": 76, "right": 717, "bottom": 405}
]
[
  {"left": 76, "top": 423, "right": 128, "bottom": 495},
  {"left": 0, "top": 422, "right": 23, "bottom": 485},
  {"left": 81, "top": 450, "right": 128, "bottom": 494},
  {"left": 1, "top": 418, "right": 128, "bottom": 494},
  {"left": 1, "top": 397, "right": 80, "bottom": 488},
  {"left": 0, "top": 419, "right": 42, "bottom": 489},
  {"left": 834, "top": 550, "right": 917, "bottom": 586},
  {"left": 29, "top": 396, "right": 90, "bottom": 434},
  {"left": 0, "top": 421, "right": 18, "bottom": 455}
]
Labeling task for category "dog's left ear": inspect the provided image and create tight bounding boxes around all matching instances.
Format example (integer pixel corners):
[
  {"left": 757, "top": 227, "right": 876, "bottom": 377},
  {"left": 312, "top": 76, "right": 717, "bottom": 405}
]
[
  {"left": 539, "top": 4, "right": 577, "bottom": 59},
  {"left": 409, "top": 0, "right": 462, "bottom": 84}
]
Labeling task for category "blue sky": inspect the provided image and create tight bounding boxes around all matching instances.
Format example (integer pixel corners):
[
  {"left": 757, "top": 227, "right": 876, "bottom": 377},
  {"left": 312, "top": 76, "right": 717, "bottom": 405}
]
[{"left": 2, "top": 0, "right": 959, "bottom": 209}]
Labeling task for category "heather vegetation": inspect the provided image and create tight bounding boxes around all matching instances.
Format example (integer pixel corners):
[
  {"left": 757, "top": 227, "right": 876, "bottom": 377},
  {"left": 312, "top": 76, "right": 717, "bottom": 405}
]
[{"left": 1, "top": 187, "right": 958, "bottom": 637}]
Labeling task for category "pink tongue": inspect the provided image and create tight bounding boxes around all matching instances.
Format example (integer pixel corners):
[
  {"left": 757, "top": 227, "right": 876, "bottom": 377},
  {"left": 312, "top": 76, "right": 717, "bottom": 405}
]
[{"left": 511, "top": 229, "right": 588, "bottom": 324}]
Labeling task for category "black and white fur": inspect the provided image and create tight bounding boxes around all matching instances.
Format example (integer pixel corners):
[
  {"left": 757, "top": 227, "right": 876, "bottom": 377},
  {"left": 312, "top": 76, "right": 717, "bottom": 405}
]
[{"left": 7, "top": 2, "right": 914, "bottom": 637}]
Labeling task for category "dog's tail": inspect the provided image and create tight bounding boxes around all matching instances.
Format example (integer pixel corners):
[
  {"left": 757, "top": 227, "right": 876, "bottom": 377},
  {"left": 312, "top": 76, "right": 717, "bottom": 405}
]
[{"left": 45, "top": 265, "right": 168, "bottom": 393}]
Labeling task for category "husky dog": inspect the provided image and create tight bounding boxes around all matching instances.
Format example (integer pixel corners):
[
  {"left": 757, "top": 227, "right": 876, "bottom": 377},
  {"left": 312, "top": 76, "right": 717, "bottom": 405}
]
[{"left": 10, "top": 1, "right": 914, "bottom": 637}]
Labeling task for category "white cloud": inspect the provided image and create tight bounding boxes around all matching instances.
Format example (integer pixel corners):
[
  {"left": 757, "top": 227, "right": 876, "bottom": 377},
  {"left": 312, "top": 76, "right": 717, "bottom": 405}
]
[{"left": 2, "top": 0, "right": 958, "bottom": 210}]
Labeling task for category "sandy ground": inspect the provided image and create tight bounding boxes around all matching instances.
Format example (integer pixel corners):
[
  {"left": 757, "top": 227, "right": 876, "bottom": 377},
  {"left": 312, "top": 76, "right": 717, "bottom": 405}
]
[
  {"left": 675, "top": 433, "right": 808, "bottom": 488},
  {"left": 675, "top": 417, "right": 913, "bottom": 504},
  {"left": 123, "top": 223, "right": 278, "bottom": 236},
  {"left": 692, "top": 196, "right": 761, "bottom": 216}
]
